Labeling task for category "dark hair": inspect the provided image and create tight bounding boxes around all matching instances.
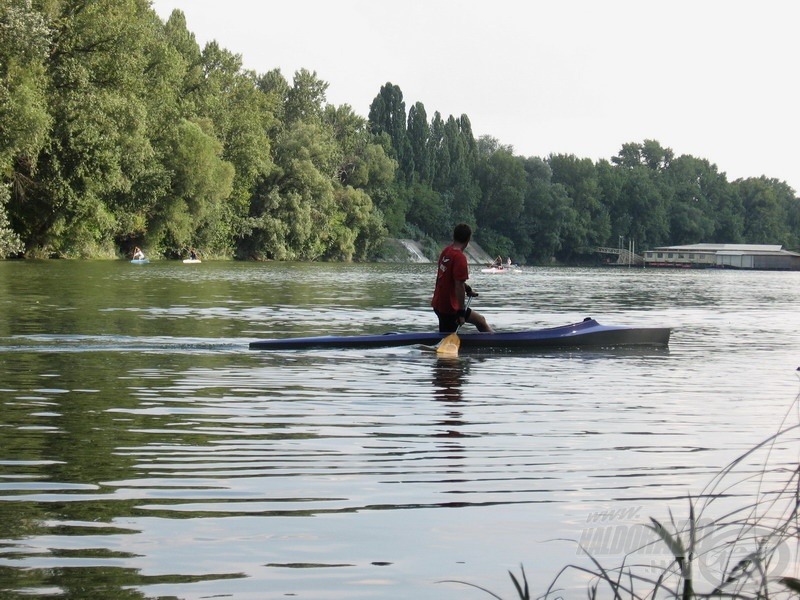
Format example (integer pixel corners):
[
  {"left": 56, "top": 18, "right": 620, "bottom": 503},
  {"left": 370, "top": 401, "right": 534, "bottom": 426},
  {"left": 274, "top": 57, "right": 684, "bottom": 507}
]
[{"left": 453, "top": 223, "right": 472, "bottom": 244}]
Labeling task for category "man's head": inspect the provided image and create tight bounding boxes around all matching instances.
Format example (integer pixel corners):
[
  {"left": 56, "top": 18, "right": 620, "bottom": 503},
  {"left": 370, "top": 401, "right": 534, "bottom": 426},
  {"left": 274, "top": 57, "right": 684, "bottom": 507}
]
[{"left": 453, "top": 223, "right": 472, "bottom": 244}]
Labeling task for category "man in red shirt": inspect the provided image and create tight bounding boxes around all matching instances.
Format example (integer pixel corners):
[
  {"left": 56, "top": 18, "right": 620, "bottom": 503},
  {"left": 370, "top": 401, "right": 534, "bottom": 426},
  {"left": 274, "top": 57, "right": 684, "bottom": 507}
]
[{"left": 431, "top": 223, "right": 494, "bottom": 333}]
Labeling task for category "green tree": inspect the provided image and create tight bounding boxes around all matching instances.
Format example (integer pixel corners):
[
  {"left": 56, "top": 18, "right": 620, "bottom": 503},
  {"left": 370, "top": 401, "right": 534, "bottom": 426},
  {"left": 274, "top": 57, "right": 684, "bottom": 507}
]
[
  {"left": 0, "top": 0, "right": 52, "bottom": 174},
  {"left": 428, "top": 111, "right": 449, "bottom": 191},
  {"left": 549, "top": 153, "right": 610, "bottom": 260},
  {"left": 11, "top": 0, "right": 162, "bottom": 257},
  {"left": 285, "top": 68, "right": 328, "bottom": 125},
  {"left": 616, "top": 166, "right": 669, "bottom": 248},
  {"left": 595, "top": 158, "right": 625, "bottom": 245},
  {"left": 0, "top": 0, "right": 53, "bottom": 256},
  {"left": 0, "top": 183, "right": 23, "bottom": 257},
  {"left": 330, "top": 185, "right": 385, "bottom": 261},
  {"left": 475, "top": 147, "right": 525, "bottom": 237},
  {"left": 736, "top": 176, "right": 793, "bottom": 244},
  {"left": 323, "top": 103, "right": 394, "bottom": 190},
  {"left": 368, "top": 82, "right": 412, "bottom": 180},
  {"left": 406, "top": 101, "right": 430, "bottom": 183},
  {"left": 611, "top": 139, "right": 673, "bottom": 171},
  {"left": 183, "top": 42, "right": 276, "bottom": 255},
  {"left": 664, "top": 155, "right": 719, "bottom": 244},
  {"left": 244, "top": 119, "right": 336, "bottom": 260},
  {"left": 405, "top": 182, "right": 447, "bottom": 239},
  {"left": 446, "top": 115, "right": 479, "bottom": 225},
  {"left": 519, "top": 157, "right": 571, "bottom": 262},
  {"left": 148, "top": 118, "right": 234, "bottom": 253}
]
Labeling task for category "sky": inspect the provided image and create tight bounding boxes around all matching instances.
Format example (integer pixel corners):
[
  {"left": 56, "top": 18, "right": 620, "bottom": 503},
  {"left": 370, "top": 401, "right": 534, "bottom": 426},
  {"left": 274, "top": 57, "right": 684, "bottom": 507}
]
[{"left": 150, "top": 0, "right": 800, "bottom": 193}]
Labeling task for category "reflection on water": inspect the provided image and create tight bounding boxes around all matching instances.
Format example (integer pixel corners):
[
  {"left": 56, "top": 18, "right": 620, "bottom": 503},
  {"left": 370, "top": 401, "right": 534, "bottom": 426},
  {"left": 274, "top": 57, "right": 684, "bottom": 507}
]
[
  {"left": 432, "top": 357, "right": 468, "bottom": 405},
  {"left": 0, "top": 262, "right": 799, "bottom": 598}
]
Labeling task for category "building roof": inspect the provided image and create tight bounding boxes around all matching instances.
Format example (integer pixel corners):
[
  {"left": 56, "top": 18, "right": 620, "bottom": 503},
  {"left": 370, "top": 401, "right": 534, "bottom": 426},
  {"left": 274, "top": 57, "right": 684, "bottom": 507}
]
[
  {"left": 648, "top": 243, "right": 800, "bottom": 258},
  {"left": 652, "top": 243, "right": 784, "bottom": 252}
]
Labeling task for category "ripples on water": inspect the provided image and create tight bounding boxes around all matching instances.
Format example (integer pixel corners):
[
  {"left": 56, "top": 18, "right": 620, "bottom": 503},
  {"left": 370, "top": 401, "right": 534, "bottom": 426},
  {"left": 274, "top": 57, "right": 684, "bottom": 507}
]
[{"left": 0, "top": 262, "right": 798, "bottom": 599}]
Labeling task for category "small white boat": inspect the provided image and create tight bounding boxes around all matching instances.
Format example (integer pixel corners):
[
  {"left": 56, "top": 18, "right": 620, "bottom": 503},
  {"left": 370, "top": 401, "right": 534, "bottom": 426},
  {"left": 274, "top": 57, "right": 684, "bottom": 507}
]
[
  {"left": 481, "top": 266, "right": 518, "bottom": 274},
  {"left": 183, "top": 258, "right": 201, "bottom": 264},
  {"left": 130, "top": 258, "right": 149, "bottom": 264}
]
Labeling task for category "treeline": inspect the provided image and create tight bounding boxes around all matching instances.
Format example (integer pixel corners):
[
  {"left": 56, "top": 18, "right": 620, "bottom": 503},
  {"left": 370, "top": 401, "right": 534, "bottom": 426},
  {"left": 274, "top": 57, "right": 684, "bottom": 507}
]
[{"left": 1, "top": 1, "right": 798, "bottom": 262}]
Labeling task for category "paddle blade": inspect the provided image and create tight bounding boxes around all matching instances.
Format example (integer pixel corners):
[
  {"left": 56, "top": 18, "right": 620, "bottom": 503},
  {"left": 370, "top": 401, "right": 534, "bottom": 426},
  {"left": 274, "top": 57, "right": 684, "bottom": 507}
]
[{"left": 436, "top": 332, "right": 461, "bottom": 356}]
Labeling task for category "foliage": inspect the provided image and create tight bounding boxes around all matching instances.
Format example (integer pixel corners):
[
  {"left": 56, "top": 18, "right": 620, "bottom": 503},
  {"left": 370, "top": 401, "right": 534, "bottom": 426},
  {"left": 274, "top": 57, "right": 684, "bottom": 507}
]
[
  {"left": 0, "top": 5, "right": 797, "bottom": 262},
  {"left": 0, "top": 183, "right": 23, "bottom": 257}
]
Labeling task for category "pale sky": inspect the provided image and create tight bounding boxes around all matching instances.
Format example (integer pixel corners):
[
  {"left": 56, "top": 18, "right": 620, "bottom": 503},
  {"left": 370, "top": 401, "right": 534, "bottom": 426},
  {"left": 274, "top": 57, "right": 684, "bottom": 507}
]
[{"left": 150, "top": 0, "right": 800, "bottom": 193}]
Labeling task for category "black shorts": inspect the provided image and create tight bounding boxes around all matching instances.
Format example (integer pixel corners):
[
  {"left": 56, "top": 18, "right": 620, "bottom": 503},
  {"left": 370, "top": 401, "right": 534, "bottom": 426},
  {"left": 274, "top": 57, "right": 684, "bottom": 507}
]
[{"left": 434, "top": 308, "right": 473, "bottom": 333}]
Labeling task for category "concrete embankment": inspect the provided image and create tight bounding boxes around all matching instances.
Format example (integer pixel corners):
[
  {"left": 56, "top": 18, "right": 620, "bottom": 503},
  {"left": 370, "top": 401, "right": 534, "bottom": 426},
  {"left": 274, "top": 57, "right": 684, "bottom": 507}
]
[{"left": 388, "top": 238, "right": 493, "bottom": 265}]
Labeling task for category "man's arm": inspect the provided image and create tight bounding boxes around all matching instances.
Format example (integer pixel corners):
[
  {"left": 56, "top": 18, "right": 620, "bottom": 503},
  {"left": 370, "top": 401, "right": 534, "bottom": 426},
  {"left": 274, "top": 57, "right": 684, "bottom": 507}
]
[{"left": 454, "top": 279, "right": 467, "bottom": 320}]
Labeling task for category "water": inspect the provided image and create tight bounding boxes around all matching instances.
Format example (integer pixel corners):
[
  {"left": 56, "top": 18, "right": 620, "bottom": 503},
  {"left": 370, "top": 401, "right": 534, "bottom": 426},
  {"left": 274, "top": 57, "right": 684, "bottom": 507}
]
[{"left": 0, "top": 260, "right": 798, "bottom": 599}]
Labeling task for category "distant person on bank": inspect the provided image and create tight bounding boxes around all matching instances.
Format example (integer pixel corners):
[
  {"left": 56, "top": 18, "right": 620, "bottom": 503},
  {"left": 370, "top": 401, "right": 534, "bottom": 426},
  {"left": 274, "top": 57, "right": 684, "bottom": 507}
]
[{"left": 431, "top": 223, "right": 494, "bottom": 334}]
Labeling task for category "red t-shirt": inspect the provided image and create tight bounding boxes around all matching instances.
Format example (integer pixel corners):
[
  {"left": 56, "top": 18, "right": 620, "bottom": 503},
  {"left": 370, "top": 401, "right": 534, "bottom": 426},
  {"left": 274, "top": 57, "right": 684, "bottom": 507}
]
[{"left": 431, "top": 244, "right": 469, "bottom": 314}]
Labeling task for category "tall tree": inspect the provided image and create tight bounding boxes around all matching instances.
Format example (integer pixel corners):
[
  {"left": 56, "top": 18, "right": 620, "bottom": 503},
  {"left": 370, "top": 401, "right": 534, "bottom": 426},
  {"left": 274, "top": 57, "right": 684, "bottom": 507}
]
[
  {"left": 368, "top": 82, "right": 412, "bottom": 179},
  {"left": 476, "top": 148, "right": 525, "bottom": 233},
  {"left": 520, "top": 156, "right": 570, "bottom": 262},
  {"left": 615, "top": 166, "right": 669, "bottom": 248},
  {"left": 185, "top": 41, "right": 275, "bottom": 255},
  {"left": 0, "top": 0, "right": 52, "bottom": 256},
  {"left": 549, "top": 153, "right": 610, "bottom": 259},
  {"left": 406, "top": 101, "right": 430, "bottom": 183},
  {"left": 285, "top": 68, "right": 328, "bottom": 124},
  {"left": 664, "top": 155, "right": 719, "bottom": 244},
  {"left": 428, "top": 111, "right": 449, "bottom": 192},
  {"left": 736, "top": 176, "right": 793, "bottom": 244},
  {"left": 10, "top": 0, "right": 161, "bottom": 256},
  {"left": 148, "top": 118, "right": 234, "bottom": 253},
  {"left": 447, "top": 115, "right": 479, "bottom": 225}
]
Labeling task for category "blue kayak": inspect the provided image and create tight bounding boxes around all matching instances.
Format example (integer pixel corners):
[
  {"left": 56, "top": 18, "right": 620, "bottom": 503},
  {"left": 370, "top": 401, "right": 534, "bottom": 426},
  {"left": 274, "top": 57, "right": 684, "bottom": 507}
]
[
  {"left": 130, "top": 258, "right": 149, "bottom": 264},
  {"left": 249, "top": 318, "right": 670, "bottom": 351}
]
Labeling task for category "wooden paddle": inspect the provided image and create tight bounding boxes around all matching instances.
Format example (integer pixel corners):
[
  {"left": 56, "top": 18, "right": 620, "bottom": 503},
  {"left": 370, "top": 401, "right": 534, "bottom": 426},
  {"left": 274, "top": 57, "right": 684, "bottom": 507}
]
[{"left": 436, "top": 296, "right": 472, "bottom": 357}]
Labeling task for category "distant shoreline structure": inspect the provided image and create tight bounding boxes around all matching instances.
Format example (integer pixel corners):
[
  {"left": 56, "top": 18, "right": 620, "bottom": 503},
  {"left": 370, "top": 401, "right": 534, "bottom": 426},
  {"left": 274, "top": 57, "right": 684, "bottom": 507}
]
[{"left": 643, "top": 243, "right": 800, "bottom": 271}]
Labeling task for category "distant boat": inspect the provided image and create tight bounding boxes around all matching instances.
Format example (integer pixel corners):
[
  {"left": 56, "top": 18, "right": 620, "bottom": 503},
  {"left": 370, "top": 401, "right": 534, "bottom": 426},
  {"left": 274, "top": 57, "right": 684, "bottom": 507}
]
[
  {"left": 130, "top": 258, "right": 149, "bottom": 264},
  {"left": 183, "top": 258, "right": 201, "bottom": 264},
  {"left": 481, "top": 266, "right": 519, "bottom": 274}
]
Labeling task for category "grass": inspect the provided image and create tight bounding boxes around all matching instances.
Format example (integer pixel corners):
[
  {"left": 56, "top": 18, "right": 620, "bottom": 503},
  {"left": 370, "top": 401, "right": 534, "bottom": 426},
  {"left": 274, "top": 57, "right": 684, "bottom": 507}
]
[{"left": 442, "top": 390, "right": 800, "bottom": 599}]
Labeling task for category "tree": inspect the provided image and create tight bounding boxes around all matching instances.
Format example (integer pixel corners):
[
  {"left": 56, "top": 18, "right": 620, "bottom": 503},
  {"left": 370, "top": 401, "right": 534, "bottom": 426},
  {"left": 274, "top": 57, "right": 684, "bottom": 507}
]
[
  {"left": 243, "top": 119, "right": 336, "bottom": 260},
  {"left": 611, "top": 139, "right": 673, "bottom": 171},
  {"left": 0, "top": 183, "right": 23, "bottom": 257},
  {"left": 323, "top": 103, "right": 394, "bottom": 190},
  {"left": 285, "top": 68, "right": 328, "bottom": 124},
  {"left": 616, "top": 166, "right": 669, "bottom": 248},
  {"left": 476, "top": 148, "right": 525, "bottom": 234},
  {"left": 519, "top": 157, "right": 570, "bottom": 263},
  {"left": 184, "top": 42, "right": 276, "bottom": 255},
  {"left": 664, "top": 155, "right": 719, "bottom": 244},
  {"left": 595, "top": 159, "right": 624, "bottom": 245},
  {"left": 446, "top": 115, "right": 479, "bottom": 225},
  {"left": 9, "top": 0, "right": 164, "bottom": 256},
  {"left": 428, "top": 111, "right": 449, "bottom": 193},
  {"left": 405, "top": 182, "right": 447, "bottom": 239},
  {"left": 406, "top": 101, "right": 430, "bottom": 183},
  {"left": 0, "top": 0, "right": 53, "bottom": 256},
  {"left": 736, "top": 176, "right": 793, "bottom": 244},
  {"left": 549, "top": 153, "right": 610, "bottom": 260},
  {"left": 368, "top": 82, "right": 412, "bottom": 179},
  {"left": 149, "top": 118, "right": 234, "bottom": 253}
]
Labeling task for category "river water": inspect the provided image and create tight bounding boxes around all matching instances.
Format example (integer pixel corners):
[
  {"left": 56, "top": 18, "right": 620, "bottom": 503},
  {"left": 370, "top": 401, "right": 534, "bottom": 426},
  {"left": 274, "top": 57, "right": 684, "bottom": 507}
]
[{"left": 0, "top": 260, "right": 798, "bottom": 599}]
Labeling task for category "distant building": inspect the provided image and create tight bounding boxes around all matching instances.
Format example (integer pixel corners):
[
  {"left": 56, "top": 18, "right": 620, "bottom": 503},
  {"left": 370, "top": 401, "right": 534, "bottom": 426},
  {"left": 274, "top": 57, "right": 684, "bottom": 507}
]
[{"left": 643, "top": 244, "right": 800, "bottom": 271}]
